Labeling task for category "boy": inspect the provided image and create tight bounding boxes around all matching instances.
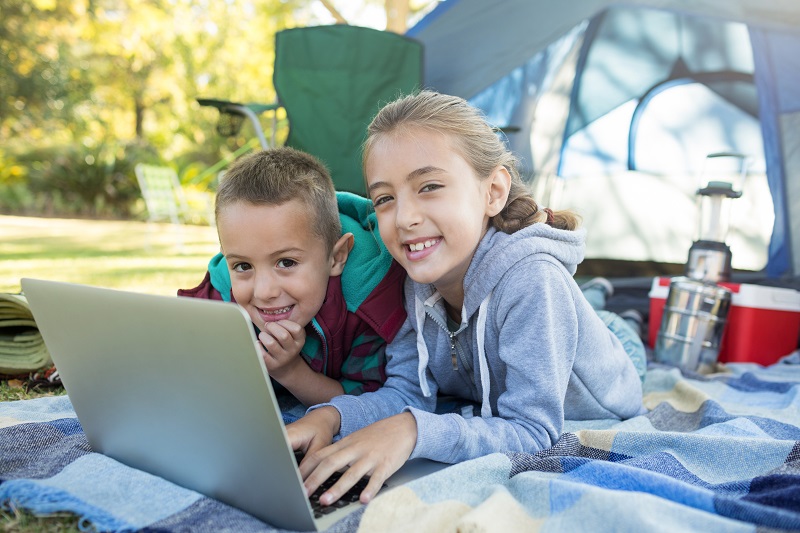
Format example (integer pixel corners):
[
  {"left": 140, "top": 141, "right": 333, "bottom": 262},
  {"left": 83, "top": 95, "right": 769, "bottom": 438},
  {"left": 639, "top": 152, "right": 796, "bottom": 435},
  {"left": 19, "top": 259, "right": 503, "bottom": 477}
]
[{"left": 179, "top": 147, "right": 406, "bottom": 408}]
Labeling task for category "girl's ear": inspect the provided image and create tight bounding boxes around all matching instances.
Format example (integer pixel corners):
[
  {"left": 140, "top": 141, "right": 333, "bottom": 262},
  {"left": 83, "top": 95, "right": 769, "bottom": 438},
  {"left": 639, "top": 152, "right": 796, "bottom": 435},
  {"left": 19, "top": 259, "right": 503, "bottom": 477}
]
[
  {"left": 486, "top": 166, "right": 512, "bottom": 217},
  {"left": 329, "top": 232, "right": 355, "bottom": 276}
]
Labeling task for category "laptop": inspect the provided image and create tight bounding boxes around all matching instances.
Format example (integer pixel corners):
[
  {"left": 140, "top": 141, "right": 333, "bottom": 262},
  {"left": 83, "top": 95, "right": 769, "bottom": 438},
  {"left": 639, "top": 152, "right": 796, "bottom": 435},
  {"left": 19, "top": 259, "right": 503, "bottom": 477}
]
[{"left": 21, "top": 278, "right": 447, "bottom": 531}]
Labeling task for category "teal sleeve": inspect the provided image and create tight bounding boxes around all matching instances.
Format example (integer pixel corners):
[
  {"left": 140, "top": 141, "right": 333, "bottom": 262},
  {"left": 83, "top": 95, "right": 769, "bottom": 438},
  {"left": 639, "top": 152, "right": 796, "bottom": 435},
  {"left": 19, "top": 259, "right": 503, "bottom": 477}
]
[{"left": 207, "top": 253, "right": 232, "bottom": 302}]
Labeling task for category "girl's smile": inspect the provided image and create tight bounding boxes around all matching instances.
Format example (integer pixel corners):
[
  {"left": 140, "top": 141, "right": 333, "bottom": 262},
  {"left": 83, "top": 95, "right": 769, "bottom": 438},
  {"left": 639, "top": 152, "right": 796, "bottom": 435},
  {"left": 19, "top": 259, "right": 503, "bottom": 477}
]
[{"left": 404, "top": 237, "right": 442, "bottom": 260}]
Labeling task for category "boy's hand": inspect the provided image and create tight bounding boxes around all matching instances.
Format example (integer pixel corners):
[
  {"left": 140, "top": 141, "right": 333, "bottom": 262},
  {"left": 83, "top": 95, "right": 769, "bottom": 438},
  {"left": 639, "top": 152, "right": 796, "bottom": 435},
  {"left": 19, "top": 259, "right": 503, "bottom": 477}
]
[
  {"left": 258, "top": 323, "right": 344, "bottom": 406},
  {"left": 287, "top": 406, "right": 341, "bottom": 459},
  {"left": 298, "top": 412, "right": 417, "bottom": 507},
  {"left": 258, "top": 320, "right": 306, "bottom": 379}
]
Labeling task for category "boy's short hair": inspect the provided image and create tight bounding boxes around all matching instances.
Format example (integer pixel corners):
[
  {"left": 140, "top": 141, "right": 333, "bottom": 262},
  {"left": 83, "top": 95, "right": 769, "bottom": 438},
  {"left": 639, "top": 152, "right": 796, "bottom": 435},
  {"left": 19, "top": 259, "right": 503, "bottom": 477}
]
[{"left": 215, "top": 147, "right": 341, "bottom": 252}]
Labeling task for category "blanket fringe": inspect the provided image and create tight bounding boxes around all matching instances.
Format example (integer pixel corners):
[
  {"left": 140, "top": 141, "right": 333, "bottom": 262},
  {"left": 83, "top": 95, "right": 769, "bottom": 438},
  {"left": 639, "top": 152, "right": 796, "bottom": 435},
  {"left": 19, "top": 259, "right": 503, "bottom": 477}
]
[{"left": 0, "top": 480, "right": 134, "bottom": 533}]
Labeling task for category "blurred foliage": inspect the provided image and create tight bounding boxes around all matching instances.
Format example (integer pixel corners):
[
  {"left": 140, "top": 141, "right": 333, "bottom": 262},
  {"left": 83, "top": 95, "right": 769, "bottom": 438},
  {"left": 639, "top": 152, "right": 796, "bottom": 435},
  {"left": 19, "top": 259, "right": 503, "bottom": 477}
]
[
  {"left": 0, "top": 0, "right": 312, "bottom": 219},
  {"left": 0, "top": 0, "right": 434, "bottom": 220},
  {"left": 0, "top": 0, "right": 308, "bottom": 152},
  {"left": 6, "top": 141, "right": 160, "bottom": 218}
]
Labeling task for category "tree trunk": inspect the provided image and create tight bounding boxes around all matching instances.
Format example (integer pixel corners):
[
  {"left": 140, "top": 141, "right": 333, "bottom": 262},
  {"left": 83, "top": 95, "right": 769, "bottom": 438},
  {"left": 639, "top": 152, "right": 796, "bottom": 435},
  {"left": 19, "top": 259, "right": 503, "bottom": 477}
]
[
  {"left": 135, "top": 97, "right": 144, "bottom": 139},
  {"left": 385, "top": 0, "right": 409, "bottom": 33},
  {"left": 319, "top": 0, "right": 348, "bottom": 24}
]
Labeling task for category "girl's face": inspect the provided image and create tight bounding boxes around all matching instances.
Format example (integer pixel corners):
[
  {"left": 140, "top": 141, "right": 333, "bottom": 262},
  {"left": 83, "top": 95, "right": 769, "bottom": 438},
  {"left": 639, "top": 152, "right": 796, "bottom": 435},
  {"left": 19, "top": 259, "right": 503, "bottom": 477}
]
[{"left": 366, "top": 128, "right": 509, "bottom": 305}]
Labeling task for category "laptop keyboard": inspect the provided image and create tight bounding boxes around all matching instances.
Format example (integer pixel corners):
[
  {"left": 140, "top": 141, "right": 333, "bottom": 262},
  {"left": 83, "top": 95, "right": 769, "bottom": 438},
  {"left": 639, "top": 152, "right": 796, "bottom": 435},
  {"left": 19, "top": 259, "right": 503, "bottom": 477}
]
[
  {"left": 295, "top": 451, "right": 384, "bottom": 518},
  {"left": 309, "top": 471, "right": 370, "bottom": 517}
]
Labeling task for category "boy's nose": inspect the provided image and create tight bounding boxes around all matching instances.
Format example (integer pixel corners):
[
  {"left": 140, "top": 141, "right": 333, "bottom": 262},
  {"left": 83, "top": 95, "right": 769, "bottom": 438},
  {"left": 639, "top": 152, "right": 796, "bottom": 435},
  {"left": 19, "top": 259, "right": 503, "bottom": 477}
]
[{"left": 253, "top": 271, "right": 281, "bottom": 300}]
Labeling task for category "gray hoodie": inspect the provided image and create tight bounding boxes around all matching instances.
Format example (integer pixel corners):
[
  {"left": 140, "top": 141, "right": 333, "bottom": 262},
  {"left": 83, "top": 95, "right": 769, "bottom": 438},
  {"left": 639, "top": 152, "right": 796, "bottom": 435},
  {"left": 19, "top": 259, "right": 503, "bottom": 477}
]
[{"left": 323, "top": 224, "right": 644, "bottom": 464}]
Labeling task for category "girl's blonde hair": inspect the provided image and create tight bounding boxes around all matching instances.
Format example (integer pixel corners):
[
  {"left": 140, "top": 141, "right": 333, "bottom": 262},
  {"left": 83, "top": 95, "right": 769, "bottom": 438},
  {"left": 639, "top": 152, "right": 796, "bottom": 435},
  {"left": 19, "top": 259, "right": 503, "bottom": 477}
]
[{"left": 363, "top": 90, "right": 580, "bottom": 232}]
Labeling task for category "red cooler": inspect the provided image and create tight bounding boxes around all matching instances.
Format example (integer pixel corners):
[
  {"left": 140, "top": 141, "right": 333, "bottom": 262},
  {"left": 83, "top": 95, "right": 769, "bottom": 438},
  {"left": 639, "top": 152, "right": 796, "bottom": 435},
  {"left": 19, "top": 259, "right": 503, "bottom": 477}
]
[{"left": 648, "top": 277, "right": 800, "bottom": 366}]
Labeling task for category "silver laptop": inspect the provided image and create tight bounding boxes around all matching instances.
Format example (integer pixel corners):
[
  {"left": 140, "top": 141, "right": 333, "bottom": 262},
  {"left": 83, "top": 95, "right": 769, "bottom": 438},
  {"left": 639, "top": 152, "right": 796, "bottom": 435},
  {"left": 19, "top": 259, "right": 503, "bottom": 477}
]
[{"left": 21, "top": 278, "right": 446, "bottom": 531}]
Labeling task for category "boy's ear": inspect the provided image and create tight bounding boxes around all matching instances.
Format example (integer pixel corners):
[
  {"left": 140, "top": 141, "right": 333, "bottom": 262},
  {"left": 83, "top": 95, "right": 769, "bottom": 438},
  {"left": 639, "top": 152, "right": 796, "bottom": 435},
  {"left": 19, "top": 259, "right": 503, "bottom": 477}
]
[
  {"left": 329, "top": 232, "right": 354, "bottom": 276},
  {"left": 486, "top": 165, "right": 512, "bottom": 217}
]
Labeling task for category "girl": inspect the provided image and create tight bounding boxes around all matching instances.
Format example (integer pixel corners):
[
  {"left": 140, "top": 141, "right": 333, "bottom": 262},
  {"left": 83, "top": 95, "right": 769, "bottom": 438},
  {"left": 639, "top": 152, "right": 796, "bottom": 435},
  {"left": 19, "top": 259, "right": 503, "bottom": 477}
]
[{"left": 287, "top": 90, "right": 645, "bottom": 506}]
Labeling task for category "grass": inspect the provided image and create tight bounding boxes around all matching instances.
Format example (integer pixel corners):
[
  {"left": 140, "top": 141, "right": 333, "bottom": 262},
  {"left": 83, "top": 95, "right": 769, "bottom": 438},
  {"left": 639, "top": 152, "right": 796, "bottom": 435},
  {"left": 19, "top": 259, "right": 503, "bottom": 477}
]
[
  {"left": 0, "top": 379, "right": 66, "bottom": 402},
  {"left": 0, "top": 214, "right": 221, "bottom": 532},
  {"left": 0, "top": 215, "right": 220, "bottom": 296},
  {"left": 0, "top": 508, "right": 84, "bottom": 533}
]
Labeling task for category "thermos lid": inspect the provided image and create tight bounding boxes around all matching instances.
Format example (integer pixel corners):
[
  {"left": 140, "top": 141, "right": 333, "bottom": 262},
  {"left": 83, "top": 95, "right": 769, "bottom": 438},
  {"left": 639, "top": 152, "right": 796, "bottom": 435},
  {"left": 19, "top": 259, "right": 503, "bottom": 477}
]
[
  {"left": 669, "top": 276, "right": 733, "bottom": 300},
  {"left": 696, "top": 180, "right": 743, "bottom": 198}
]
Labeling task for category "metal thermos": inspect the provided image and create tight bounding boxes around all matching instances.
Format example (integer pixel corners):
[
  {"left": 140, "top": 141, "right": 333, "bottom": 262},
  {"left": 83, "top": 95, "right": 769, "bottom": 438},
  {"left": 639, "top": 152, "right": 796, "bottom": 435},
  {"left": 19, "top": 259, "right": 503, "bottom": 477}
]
[{"left": 655, "top": 277, "right": 732, "bottom": 374}]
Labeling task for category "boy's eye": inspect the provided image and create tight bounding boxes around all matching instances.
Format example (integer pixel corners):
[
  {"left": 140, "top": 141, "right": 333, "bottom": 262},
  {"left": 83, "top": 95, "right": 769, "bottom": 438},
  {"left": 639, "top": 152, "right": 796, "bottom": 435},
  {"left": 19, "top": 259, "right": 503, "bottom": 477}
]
[
  {"left": 232, "top": 262, "right": 252, "bottom": 273},
  {"left": 276, "top": 258, "right": 297, "bottom": 269}
]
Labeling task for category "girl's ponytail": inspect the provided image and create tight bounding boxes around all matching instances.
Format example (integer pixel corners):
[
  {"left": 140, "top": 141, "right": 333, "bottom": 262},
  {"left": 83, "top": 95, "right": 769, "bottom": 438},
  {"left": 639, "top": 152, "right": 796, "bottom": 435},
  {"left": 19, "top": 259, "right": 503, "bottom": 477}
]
[{"left": 492, "top": 180, "right": 580, "bottom": 232}]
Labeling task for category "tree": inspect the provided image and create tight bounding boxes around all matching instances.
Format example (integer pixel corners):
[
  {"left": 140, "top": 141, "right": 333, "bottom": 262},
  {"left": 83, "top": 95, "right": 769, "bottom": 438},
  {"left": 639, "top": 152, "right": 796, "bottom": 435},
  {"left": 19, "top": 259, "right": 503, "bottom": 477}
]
[
  {"left": 0, "top": 1, "right": 92, "bottom": 147},
  {"left": 384, "top": 0, "right": 411, "bottom": 34},
  {"left": 0, "top": 0, "right": 304, "bottom": 157},
  {"left": 0, "top": 0, "right": 436, "bottom": 213}
]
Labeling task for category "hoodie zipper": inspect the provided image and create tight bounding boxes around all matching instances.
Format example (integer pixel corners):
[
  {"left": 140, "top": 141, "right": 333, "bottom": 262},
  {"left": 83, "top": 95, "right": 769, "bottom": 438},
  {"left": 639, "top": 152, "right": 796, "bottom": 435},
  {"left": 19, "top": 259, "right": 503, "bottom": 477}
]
[
  {"left": 425, "top": 310, "right": 460, "bottom": 371},
  {"left": 448, "top": 330, "right": 458, "bottom": 370},
  {"left": 423, "top": 300, "right": 474, "bottom": 374}
]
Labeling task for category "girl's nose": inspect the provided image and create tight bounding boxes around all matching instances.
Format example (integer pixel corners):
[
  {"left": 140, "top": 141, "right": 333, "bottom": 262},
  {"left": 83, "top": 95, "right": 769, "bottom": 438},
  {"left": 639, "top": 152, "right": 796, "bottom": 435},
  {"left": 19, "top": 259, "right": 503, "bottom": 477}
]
[{"left": 395, "top": 197, "right": 422, "bottom": 229}]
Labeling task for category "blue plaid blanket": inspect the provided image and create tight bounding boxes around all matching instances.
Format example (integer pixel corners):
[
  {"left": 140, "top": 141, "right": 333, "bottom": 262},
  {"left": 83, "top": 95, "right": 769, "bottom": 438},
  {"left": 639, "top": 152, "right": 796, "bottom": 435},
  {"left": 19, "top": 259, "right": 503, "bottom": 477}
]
[{"left": 3, "top": 358, "right": 800, "bottom": 532}]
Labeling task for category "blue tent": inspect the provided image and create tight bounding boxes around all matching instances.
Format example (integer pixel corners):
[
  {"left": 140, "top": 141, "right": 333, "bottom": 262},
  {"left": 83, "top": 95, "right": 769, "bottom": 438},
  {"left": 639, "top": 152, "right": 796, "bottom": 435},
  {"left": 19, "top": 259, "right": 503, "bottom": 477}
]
[{"left": 408, "top": 0, "right": 800, "bottom": 280}]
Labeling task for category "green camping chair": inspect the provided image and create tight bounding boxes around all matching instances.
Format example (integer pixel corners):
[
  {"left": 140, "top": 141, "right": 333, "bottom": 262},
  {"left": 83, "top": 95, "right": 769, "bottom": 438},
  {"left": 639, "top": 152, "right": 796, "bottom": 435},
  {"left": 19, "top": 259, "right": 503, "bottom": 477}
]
[{"left": 198, "top": 25, "right": 423, "bottom": 196}]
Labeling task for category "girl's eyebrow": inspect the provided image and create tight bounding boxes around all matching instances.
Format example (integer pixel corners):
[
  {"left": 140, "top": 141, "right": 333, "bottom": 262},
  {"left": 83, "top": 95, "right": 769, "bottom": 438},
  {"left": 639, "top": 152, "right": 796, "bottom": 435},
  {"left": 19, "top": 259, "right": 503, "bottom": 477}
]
[
  {"left": 368, "top": 166, "right": 445, "bottom": 194},
  {"left": 408, "top": 165, "right": 444, "bottom": 180}
]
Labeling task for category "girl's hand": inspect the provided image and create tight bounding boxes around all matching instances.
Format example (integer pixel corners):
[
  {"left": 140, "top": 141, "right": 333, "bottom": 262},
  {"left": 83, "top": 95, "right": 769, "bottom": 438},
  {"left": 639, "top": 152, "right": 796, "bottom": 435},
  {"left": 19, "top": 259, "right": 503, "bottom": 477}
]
[
  {"left": 258, "top": 320, "right": 306, "bottom": 379},
  {"left": 299, "top": 412, "right": 418, "bottom": 506}
]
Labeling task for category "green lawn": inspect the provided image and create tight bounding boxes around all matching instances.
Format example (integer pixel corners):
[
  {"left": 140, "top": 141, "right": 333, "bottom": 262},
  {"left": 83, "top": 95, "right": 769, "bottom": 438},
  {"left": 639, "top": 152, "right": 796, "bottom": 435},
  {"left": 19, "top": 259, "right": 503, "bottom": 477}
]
[{"left": 1, "top": 215, "right": 220, "bottom": 296}]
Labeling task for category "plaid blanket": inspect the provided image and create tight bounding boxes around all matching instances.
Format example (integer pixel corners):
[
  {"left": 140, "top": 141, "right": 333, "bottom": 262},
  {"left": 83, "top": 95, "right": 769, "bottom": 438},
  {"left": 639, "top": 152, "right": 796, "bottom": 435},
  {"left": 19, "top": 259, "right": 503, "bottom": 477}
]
[{"left": 3, "top": 357, "right": 800, "bottom": 532}]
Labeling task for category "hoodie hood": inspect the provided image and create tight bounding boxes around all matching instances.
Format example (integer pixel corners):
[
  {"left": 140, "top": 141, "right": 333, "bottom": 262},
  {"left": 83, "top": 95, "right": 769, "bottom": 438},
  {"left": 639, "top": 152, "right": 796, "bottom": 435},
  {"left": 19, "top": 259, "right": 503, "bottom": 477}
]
[
  {"left": 412, "top": 223, "right": 586, "bottom": 416},
  {"left": 463, "top": 224, "right": 585, "bottom": 318}
]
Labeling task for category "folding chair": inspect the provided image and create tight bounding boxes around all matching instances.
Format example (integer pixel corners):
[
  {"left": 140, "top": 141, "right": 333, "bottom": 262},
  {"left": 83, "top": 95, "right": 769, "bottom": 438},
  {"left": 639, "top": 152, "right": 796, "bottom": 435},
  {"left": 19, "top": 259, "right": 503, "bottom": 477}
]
[
  {"left": 134, "top": 163, "right": 214, "bottom": 252},
  {"left": 198, "top": 25, "right": 423, "bottom": 196}
]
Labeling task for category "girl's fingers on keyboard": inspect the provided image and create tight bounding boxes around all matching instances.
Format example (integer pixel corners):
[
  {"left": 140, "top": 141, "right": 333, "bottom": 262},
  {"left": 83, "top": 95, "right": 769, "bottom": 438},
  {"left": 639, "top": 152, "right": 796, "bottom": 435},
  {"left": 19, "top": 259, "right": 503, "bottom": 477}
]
[
  {"left": 318, "top": 412, "right": 417, "bottom": 505},
  {"left": 319, "top": 463, "right": 372, "bottom": 506}
]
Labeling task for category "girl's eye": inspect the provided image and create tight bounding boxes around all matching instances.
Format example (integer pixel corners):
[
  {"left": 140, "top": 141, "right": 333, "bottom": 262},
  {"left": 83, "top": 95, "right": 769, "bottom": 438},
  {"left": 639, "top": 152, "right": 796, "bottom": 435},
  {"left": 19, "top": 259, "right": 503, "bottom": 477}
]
[
  {"left": 372, "top": 195, "right": 393, "bottom": 207},
  {"left": 420, "top": 183, "right": 442, "bottom": 193},
  {"left": 277, "top": 258, "right": 297, "bottom": 269},
  {"left": 232, "top": 262, "right": 252, "bottom": 273}
]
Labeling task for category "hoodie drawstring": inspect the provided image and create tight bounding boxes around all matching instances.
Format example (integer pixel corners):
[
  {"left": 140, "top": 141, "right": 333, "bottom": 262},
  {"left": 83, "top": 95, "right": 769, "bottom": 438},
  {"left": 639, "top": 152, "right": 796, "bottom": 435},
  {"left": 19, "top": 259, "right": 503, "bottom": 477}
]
[
  {"left": 414, "top": 292, "right": 493, "bottom": 417},
  {"left": 476, "top": 292, "right": 492, "bottom": 418},
  {"left": 415, "top": 296, "right": 432, "bottom": 397}
]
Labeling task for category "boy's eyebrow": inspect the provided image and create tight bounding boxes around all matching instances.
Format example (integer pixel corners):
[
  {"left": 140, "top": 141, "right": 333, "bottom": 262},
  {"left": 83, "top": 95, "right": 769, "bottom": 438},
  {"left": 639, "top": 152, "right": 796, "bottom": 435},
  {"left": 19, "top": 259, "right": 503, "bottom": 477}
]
[
  {"left": 367, "top": 166, "right": 445, "bottom": 194},
  {"left": 224, "top": 247, "right": 306, "bottom": 261},
  {"left": 271, "top": 247, "right": 307, "bottom": 256}
]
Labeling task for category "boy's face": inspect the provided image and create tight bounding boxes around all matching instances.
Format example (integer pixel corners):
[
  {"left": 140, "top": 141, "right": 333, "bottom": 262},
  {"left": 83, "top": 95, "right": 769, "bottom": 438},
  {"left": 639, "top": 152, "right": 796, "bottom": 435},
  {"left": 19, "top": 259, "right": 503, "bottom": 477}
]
[{"left": 218, "top": 199, "right": 345, "bottom": 332}]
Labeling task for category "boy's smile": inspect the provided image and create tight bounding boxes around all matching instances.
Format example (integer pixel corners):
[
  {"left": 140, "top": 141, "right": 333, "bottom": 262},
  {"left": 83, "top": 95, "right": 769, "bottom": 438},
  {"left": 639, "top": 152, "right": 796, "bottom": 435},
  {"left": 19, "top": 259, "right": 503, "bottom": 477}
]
[
  {"left": 217, "top": 199, "right": 336, "bottom": 333},
  {"left": 259, "top": 304, "right": 294, "bottom": 323}
]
